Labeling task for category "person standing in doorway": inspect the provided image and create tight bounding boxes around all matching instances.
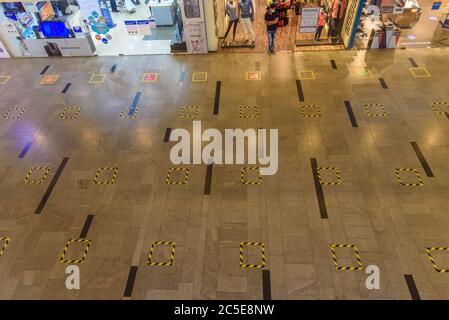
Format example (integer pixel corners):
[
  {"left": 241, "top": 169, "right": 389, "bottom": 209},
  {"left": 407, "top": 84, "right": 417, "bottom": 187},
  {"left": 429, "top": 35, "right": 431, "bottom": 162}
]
[
  {"left": 314, "top": 6, "right": 327, "bottom": 42},
  {"left": 329, "top": 0, "right": 340, "bottom": 42},
  {"left": 223, "top": 0, "right": 240, "bottom": 45},
  {"left": 239, "top": 0, "right": 256, "bottom": 46},
  {"left": 265, "top": 3, "right": 279, "bottom": 54}
]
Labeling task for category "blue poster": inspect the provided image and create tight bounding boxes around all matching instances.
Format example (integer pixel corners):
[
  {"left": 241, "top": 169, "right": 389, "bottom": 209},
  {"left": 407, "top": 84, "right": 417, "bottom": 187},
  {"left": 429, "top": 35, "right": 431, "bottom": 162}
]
[
  {"left": 100, "top": 2, "right": 115, "bottom": 28},
  {"left": 4, "top": 12, "right": 17, "bottom": 21},
  {"left": 431, "top": 1, "right": 442, "bottom": 10}
]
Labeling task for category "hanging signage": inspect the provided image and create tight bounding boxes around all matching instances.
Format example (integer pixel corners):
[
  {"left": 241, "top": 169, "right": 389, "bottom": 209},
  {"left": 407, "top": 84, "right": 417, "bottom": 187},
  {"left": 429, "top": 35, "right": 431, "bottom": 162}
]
[
  {"left": 431, "top": 2, "right": 442, "bottom": 10},
  {"left": 380, "top": 6, "right": 394, "bottom": 13},
  {"left": 3, "top": 11, "right": 17, "bottom": 20},
  {"left": 393, "top": 6, "right": 404, "bottom": 14},
  {"left": 299, "top": 7, "right": 320, "bottom": 33},
  {"left": 342, "top": 0, "right": 364, "bottom": 48},
  {"left": 125, "top": 20, "right": 151, "bottom": 36}
]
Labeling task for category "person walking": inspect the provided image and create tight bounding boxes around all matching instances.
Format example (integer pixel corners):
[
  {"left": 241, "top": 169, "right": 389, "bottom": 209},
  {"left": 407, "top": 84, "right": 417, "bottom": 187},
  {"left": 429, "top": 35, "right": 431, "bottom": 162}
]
[
  {"left": 239, "top": 0, "right": 256, "bottom": 46},
  {"left": 264, "top": 3, "right": 279, "bottom": 54},
  {"left": 314, "top": 6, "right": 327, "bottom": 42}
]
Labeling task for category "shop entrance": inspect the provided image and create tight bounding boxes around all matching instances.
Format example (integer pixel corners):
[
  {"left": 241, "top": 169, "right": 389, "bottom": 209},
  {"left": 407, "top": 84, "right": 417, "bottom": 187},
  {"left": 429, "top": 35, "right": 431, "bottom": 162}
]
[
  {"left": 354, "top": 0, "right": 449, "bottom": 49},
  {"left": 217, "top": 0, "right": 298, "bottom": 53},
  {"left": 216, "top": 0, "right": 351, "bottom": 53},
  {"left": 295, "top": 0, "right": 348, "bottom": 50},
  {"left": 89, "top": 0, "right": 184, "bottom": 56}
]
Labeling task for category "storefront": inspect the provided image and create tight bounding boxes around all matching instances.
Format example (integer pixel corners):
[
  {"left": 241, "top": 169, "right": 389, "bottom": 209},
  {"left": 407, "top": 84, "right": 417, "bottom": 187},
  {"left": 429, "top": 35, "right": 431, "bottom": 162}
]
[
  {"left": 0, "top": 0, "right": 209, "bottom": 58},
  {"left": 1, "top": 0, "right": 447, "bottom": 57},
  {"left": 209, "top": 0, "right": 448, "bottom": 51},
  {"left": 209, "top": 0, "right": 365, "bottom": 52},
  {"left": 354, "top": 0, "right": 449, "bottom": 48},
  {"left": 295, "top": 0, "right": 364, "bottom": 49}
]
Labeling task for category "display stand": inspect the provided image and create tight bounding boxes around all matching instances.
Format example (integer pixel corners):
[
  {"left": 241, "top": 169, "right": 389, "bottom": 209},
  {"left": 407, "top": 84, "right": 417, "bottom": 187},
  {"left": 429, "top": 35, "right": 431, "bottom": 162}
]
[
  {"left": 179, "top": 0, "right": 208, "bottom": 54},
  {"left": 221, "top": 40, "right": 256, "bottom": 48}
]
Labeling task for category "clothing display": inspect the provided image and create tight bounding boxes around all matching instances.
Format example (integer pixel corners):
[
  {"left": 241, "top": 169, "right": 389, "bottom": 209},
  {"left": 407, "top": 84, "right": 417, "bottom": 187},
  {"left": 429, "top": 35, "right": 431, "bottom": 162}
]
[
  {"left": 224, "top": 0, "right": 239, "bottom": 42},
  {"left": 239, "top": 0, "right": 255, "bottom": 43}
]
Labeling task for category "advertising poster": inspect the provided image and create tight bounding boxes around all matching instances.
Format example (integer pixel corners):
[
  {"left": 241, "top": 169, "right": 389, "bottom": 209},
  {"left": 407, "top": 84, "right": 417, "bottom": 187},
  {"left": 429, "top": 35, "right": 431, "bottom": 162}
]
[
  {"left": 125, "top": 20, "right": 151, "bottom": 36},
  {"left": 77, "top": 0, "right": 112, "bottom": 44},
  {"left": 299, "top": 7, "right": 320, "bottom": 33},
  {"left": 431, "top": 1, "right": 442, "bottom": 10}
]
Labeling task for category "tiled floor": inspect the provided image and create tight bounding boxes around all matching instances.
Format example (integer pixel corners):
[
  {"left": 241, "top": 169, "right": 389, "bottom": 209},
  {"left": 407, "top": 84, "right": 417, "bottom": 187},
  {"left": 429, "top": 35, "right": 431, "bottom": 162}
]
[{"left": 0, "top": 47, "right": 449, "bottom": 300}]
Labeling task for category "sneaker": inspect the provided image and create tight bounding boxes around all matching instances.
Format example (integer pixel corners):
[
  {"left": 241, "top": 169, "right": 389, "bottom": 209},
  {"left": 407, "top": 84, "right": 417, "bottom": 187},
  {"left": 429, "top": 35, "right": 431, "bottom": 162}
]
[
  {"left": 243, "top": 39, "right": 249, "bottom": 45},
  {"left": 251, "top": 40, "right": 256, "bottom": 46}
]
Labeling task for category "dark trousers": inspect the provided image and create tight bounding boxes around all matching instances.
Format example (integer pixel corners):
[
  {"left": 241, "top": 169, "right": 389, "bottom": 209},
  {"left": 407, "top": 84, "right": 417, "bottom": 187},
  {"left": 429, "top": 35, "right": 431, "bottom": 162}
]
[
  {"left": 224, "top": 19, "right": 239, "bottom": 42},
  {"left": 329, "top": 18, "right": 338, "bottom": 38},
  {"left": 315, "top": 26, "right": 324, "bottom": 40}
]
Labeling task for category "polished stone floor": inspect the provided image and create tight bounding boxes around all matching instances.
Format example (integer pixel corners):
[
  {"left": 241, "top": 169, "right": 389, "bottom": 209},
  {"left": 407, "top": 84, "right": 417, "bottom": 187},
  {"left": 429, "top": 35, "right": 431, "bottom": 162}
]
[{"left": 0, "top": 47, "right": 449, "bottom": 300}]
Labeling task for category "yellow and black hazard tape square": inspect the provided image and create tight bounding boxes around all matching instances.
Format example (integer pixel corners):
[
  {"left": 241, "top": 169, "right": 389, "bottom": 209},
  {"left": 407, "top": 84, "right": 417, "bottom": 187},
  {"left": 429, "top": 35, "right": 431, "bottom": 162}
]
[
  {"left": 60, "top": 106, "right": 81, "bottom": 120},
  {"left": 364, "top": 103, "right": 388, "bottom": 117},
  {"left": 239, "top": 106, "right": 259, "bottom": 119},
  {"left": 425, "top": 247, "right": 449, "bottom": 273},
  {"left": 330, "top": 244, "right": 363, "bottom": 271},
  {"left": 430, "top": 102, "right": 449, "bottom": 115},
  {"left": 395, "top": 168, "right": 424, "bottom": 186},
  {"left": 60, "top": 238, "right": 92, "bottom": 264},
  {"left": 3, "top": 106, "right": 26, "bottom": 119},
  {"left": 147, "top": 241, "right": 176, "bottom": 266},
  {"left": 240, "top": 167, "right": 263, "bottom": 185},
  {"left": 166, "top": 167, "right": 189, "bottom": 185},
  {"left": 300, "top": 104, "right": 321, "bottom": 118},
  {"left": 178, "top": 106, "right": 199, "bottom": 119},
  {"left": 24, "top": 166, "right": 51, "bottom": 184},
  {"left": 317, "top": 167, "right": 342, "bottom": 186},
  {"left": 0, "top": 237, "right": 10, "bottom": 257},
  {"left": 240, "top": 241, "right": 266, "bottom": 269},
  {"left": 93, "top": 167, "right": 119, "bottom": 185},
  {"left": 120, "top": 106, "right": 139, "bottom": 119}
]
